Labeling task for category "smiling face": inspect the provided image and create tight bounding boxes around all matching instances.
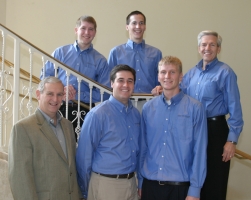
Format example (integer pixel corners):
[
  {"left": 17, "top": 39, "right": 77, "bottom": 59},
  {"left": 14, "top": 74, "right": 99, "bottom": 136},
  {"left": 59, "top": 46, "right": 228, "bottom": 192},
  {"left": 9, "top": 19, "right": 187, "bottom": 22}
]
[
  {"left": 158, "top": 63, "right": 183, "bottom": 98},
  {"left": 126, "top": 14, "right": 146, "bottom": 44},
  {"left": 36, "top": 82, "right": 64, "bottom": 120},
  {"left": 198, "top": 35, "right": 221, "bottom": 66},
  {"left": 75, "top": 20, "right": 96, "bottom": 50},
  {"left": 111, "top": 71, "right": 135, "bottom": 105}
]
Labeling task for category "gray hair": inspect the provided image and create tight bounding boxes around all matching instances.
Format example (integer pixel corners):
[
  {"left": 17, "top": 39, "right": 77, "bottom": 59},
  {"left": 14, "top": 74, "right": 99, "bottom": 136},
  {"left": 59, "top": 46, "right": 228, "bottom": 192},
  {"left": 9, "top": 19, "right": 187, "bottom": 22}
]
[
  {"left": 37, "top": 76, "right": 63, "bottom": 93},
  {"left": 197, "top": 30, "right": 222, "bottom": 47}
]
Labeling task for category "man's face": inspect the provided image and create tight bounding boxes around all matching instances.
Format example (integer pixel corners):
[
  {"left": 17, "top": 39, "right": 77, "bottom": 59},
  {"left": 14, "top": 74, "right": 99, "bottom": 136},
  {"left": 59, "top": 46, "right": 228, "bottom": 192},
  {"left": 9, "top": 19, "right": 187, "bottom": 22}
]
[
  {"left": 198, "top": 35, "right": 221, "bottom": 65},
  {"left": 158, "top": 64, "right": 183, "bottom": 92},
  {"left": 36, "top": 82, "right": 64, "bottom": 119},
  {"left": 111, "top": 71, "right": 134, "bottom": 105},
  {"left": 126, "top": 14, "right": 146, "bottom": 43},
  {"left": 75, "top": 20, "right": 96, "bottom": 49}
]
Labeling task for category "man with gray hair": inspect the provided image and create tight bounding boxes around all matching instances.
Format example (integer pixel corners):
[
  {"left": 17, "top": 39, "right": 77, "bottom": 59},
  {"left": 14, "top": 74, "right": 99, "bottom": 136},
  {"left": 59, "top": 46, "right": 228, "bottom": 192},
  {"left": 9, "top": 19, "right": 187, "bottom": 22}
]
[
  {"left": 9, "top": 77, "right": 81, "bottom": 200},
  {"left": 181, "top": 30, "right": 243, "bottom": 200}
]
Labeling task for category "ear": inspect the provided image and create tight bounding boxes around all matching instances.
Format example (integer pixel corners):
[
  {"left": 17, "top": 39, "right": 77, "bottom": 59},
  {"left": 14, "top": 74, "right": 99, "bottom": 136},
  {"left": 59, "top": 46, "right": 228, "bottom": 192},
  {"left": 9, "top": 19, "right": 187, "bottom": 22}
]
[
  {"left": 36, "top": 90, "right": 41, "bottom": 100},
  {"left": 179, "top": 73, "right": 183, "bottom": 83},
  {"left": 111, "top": 81, "right": 114, "bottom": 88},
  {"left": 74, "top": 27, "right": 78, "bottom": 34},
  {"left": 217, "top": 46, "right": 221, "bottom": 54},
  {"left": 126, "top": 25, "right": 129, "bottom": 31}
]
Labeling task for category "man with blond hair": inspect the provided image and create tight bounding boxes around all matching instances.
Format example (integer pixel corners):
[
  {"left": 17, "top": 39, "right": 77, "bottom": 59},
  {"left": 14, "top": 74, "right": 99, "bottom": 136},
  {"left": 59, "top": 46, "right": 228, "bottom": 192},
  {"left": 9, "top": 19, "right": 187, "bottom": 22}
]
[{"left": 138, "top": 56, "right": 207, "bottom": 200}]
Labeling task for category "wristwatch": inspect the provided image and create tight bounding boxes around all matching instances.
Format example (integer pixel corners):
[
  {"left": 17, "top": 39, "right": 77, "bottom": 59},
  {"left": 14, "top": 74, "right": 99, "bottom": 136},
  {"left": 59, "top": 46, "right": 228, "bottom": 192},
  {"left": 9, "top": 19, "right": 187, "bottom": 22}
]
[{"left": 228, "top": 141, "right": 237, "bottom": 145}]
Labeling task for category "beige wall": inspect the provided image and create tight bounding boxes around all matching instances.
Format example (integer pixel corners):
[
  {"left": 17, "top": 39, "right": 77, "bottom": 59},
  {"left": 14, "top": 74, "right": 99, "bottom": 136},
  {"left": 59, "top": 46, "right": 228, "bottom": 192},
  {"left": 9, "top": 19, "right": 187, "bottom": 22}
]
[
  {"left": 0, "top": 0, "right": 6, "bottom": 24},
  {"left": 3, "top": 0, "right": 251, "bottom": 199}
]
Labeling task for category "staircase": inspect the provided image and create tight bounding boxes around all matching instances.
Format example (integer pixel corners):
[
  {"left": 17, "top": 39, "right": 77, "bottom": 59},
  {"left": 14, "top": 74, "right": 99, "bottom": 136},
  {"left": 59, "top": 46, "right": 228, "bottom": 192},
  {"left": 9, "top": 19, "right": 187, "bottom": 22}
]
[{"left": 1, "top": 23, "right": 251, "bottom": 200}]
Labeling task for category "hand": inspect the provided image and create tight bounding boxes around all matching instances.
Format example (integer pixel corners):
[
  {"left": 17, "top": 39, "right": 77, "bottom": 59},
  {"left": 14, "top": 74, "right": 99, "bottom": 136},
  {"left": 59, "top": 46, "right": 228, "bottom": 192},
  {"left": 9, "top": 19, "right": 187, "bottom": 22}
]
[
  {"left": 185, "top": 196, "right": 199, "bottom": 200},
  {"left": 64, "top": 85, "right": 76, "bottom": 101},
  {"left": 151, "top": 86, "right": 163, "bottom": 96},
  {"left": 222, "top": 142, "right": 236, "bottom": 162},
  {"left": 138, "top": 189, "right": 142, "bottom": 198}
]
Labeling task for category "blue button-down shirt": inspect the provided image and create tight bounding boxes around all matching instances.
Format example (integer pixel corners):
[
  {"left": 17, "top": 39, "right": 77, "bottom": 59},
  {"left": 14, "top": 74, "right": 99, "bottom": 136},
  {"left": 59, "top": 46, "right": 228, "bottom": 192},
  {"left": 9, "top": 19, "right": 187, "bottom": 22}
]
[
  {"left": 41, "top": 41, "right": 110, "bottom": 103},
  {"left": 76, "top": 96, "right": 140, "bottom": 197},
  {"left": 108, "top": 39, "right": 162, "bottom": 93},
  {"left": 138, "top": 92, "right": 207, "bottom": 198},
  {"left": 181, "top": 58, "right": 243, "bottom": 142}
]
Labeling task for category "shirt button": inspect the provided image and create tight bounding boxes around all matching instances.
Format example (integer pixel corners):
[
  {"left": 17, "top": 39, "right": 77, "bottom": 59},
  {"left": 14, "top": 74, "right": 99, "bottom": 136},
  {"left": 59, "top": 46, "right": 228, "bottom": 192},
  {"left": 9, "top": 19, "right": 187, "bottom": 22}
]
[
  {"left": 160, "top": 168, "right": 162, "bottom": 170},
  {"left": 162, "top": 155, "right": 164, "bottom": 158},
  {"left": 132, "top": 150, "right": 134, "bottom": 152},
  {"left": 166, "top": 118, "right": 168, "bottom": 120},
  {"left": 163, "top": 143, "right": 166, "bottom": 145},
  {"left": 130, "top": 138, "right": 132, "bottom": 140}
]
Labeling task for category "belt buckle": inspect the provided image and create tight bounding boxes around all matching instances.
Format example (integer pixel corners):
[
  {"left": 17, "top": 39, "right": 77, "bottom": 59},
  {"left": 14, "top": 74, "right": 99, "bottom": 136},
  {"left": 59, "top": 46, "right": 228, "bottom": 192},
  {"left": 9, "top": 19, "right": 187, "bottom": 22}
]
[
  {"left": 116, "top": 175, "right": 119, "bottom": 179},
  {"left": 127, "top": 173, "right": 130, "bottom": 179},
  {"left": 159, "top": 181, "right": 165, "bottom": 185}
]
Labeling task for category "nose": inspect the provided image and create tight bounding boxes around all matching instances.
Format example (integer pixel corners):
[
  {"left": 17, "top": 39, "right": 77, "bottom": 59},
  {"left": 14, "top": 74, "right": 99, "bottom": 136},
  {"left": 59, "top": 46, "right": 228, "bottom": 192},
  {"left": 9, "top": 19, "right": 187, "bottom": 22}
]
[
  {"left": 165, "top": 72, "right": 171, "bottom": 78},
  {"left": 123, "top": 81, "right": 128, "bottom": 87},
  {"left": 205, "top": 44, "right": 210, "bottom": 50},
  {"left": 52, "top": 94, "right": 59, "bottom": 102}
]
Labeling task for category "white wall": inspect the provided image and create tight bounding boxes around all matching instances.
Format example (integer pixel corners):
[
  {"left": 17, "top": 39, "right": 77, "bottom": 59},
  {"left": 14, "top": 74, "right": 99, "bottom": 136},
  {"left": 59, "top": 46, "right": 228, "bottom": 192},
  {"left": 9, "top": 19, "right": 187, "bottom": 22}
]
[{"left": 3, "top": 0, "right": 251, "bottom": 199}]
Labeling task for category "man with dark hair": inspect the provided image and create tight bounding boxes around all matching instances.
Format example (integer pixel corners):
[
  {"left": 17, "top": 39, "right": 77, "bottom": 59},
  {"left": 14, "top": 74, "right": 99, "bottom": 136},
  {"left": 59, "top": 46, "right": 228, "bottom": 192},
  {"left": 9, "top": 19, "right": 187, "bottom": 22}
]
[
  {"left": 41, "top": 15, "right": 110, "bottom": 139},
  {"left": 9, "top": 77, "right": 80, "bottom": 200},
  {"left": 138, "top": 56, "right": 207, "bottom": 200},
  {"left": 108, "top": 10, "right": 162, "bottom": 111},
  {"left": 76, "top": 65, "right": 140, "bottom": 200}
]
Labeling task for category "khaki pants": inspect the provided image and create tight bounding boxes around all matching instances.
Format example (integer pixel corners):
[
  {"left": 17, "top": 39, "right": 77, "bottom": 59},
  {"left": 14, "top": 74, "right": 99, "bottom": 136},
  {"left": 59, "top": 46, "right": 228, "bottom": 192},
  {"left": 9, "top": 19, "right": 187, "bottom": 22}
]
[{"left": 88, "top": 172, "right": 138, "bottom": 200}]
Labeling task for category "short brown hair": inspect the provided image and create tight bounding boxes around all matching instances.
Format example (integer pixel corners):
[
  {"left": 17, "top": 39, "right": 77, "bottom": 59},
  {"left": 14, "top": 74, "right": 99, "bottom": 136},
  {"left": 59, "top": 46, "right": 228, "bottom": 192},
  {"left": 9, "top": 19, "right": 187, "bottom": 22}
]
[
  {"left": 126, "top": 11, "right": 146, "bottom": 25},
  {"left": 76, "top": 15, "right": 97, "bottom": 30},
  {"left": 110, "top": 65, "right": 136, "bottom": 83}
]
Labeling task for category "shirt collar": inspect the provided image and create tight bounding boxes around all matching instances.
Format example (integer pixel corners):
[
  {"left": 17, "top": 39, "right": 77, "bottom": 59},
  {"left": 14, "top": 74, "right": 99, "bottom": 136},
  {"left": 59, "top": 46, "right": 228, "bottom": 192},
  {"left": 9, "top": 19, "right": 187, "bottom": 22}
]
[
  {"left": 127, "top": 39, "right": 145, "bottom": 50},
  {"left": 196, "top": 57, "right": 219, "bottom": 71},
  {"left": 38, "top": 108, "right": 62, "bottom": 125},
  {"left": 160, "top": 91, "right": 184, "bottom": 106},
  {"left": 74, "top": 40, "right": 93, "bottom": 52},
  {"left": 109, "top": 95, "right": 133, "bottom": 112}
]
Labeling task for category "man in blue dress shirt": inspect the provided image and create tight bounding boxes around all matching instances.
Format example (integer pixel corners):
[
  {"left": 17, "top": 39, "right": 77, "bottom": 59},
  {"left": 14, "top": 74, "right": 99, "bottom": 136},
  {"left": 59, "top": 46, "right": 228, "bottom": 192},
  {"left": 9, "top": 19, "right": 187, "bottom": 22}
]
[
  {"left": 41, "top": 15, "right": 110, "bottom": 139},
  {"left": 108, "top": 10, "right": 162, "bottom": 111},
  {"left": 76, "top": 65, "right": 140, "bottom": 200},
  {"left": 138, "top": 56, "right": 207, "bottom": 200},
  {"left": 181, "top": 31, "right": 244, "bottom": 200}
]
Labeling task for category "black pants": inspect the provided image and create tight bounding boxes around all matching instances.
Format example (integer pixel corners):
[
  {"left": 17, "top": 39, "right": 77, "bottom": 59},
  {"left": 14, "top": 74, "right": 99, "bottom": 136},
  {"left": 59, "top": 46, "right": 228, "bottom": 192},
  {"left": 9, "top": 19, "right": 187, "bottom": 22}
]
[
  {"left": 200, "top": 119, "right": 230, "bottom": 200},
  {"left": 59, "top": 102, "right": 94, "bottom": 141},
  {"left": 141, "top": 178, "right": 189, "bottom": 200}
]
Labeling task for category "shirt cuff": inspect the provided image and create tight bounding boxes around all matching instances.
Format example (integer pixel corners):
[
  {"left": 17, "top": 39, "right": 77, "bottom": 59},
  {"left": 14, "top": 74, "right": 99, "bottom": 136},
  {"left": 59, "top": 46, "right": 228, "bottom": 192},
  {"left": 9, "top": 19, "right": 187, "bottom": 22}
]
[{"left": 187, "top": 186, "right": 201, "bottom": 198}]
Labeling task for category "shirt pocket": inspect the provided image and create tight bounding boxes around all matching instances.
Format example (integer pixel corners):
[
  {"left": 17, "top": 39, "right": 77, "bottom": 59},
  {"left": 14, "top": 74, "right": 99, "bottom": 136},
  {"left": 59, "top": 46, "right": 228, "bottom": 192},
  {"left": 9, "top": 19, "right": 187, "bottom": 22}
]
[
  {"left": 201, "top": 79, "right": 218, "bottom": 100},
  {"left": 170, "top": 114, "right": 193, "bottom": 141}
]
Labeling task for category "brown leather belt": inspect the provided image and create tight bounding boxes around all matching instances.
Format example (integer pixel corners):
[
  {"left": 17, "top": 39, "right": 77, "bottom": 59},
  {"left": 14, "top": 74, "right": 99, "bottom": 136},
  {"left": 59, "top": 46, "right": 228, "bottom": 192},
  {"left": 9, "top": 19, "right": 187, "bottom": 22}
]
[{"left": 94, "top": 172, "right": 134, "bottom": 179}]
